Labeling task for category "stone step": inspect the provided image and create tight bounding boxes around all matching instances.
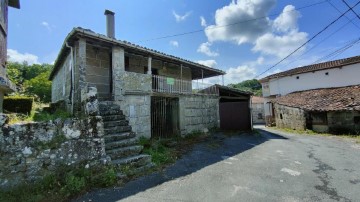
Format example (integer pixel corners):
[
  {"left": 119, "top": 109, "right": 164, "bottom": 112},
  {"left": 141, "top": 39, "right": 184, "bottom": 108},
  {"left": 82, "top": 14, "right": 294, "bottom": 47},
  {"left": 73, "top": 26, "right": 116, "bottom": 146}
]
[
  {"left": 105, "top": 138, "right": 138, "bottom": 150},
  {"left": 99, "top": 101, "right": 116, "bottom": 106},
  {"left": 104, "top": 125, "right": 132, "bottom": 135},
  {"left": 104, "top": 132, "right": 136, "bottom": 142},
  {"left": 104, "top": 120, "right": 129, "bottom": 128},
  {"left": 99, "top": 108, "right": 123, "bottom": 116},
  {"left": 112, "top": 154, "right": 152, "bottom": 167},
  {"left": 107, "top": 145, "right": 143, "bottom": 160},
  {"left": 102, "top": 115, "right": 126, "bottom": 122}
]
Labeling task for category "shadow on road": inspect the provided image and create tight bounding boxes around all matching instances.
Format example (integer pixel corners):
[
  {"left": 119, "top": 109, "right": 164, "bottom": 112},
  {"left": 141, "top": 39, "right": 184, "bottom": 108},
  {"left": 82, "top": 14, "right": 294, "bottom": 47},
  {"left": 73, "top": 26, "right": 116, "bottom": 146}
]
[{"left": 74, "top": 129, "right": 287, "bottom": 202}]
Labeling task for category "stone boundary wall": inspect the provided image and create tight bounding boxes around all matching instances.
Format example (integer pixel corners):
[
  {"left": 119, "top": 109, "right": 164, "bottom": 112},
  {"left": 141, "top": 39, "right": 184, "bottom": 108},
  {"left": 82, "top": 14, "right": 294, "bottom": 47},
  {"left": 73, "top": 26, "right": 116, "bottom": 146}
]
[
  {"left": 179, "top": 94, "right": 219, "bottom": 135},
  {"left": 274, "top": 104, "right": 306, "bottom": 130},
  {"left": 0, "top": 115, "right": 106, "bottom": 189}
]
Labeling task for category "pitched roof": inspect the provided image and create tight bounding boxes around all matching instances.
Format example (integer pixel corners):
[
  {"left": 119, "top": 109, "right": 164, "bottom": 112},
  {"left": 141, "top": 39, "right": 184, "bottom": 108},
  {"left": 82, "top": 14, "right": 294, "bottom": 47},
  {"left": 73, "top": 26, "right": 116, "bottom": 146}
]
[
  {"left": 274, "top": 85, "right": 360, "bottom": 112},
  {"left": 259, "top": 55, "right": 360, "bottom": 83},
  {"left": 50, "top": 27, "right": 225, "bottom": 80},
  {"left": 252, "top": 96, "right": 264, "bottom": 104}
]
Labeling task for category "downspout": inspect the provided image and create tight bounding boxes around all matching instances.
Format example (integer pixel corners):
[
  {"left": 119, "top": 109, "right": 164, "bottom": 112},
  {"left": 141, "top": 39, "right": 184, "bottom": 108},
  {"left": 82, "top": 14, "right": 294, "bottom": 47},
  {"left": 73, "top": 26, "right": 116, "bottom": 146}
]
[
  {"left": 250, "top": 96, "right": 253, "bottom": 131},
  {"left": 66, "top": 42, "right": 75, "bottom": 115}
]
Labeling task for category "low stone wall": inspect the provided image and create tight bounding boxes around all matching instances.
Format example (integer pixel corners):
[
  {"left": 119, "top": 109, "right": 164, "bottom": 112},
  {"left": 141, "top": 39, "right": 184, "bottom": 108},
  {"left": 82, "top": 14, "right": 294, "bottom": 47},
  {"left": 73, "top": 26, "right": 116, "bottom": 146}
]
[
  {"left": 0, "top": 115, "right": 106, "bottom": 189},
  {"left": 179, "top": 94, "right": 219, "bottom": 135},
  {"left": 252, "top": 103, "right": 265, "bottom": 124},
  {"left": 274, "top": 104, "right": 306, "bottom": 130}
]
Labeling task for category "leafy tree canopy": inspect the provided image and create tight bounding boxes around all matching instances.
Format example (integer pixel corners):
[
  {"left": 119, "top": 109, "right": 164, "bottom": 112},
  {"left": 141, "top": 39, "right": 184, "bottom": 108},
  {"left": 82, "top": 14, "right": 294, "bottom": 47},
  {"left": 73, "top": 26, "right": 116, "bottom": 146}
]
[
  {"left": 228, "top": 79, "right": 262, "bottom": 96},
  {"left": 6, "top": 61, "right": 53, "bottom": 103}
]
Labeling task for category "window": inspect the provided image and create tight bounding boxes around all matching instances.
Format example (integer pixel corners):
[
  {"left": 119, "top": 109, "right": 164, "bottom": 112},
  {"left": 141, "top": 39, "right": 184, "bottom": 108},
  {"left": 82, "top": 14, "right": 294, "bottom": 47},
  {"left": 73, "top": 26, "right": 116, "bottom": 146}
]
[
  {"left": 296, "top": 76, "right": 299, "bottom": 79},
  {"left": 280, "top": 113, "right": 283, "bottom": 119},
  {"left": 258, "top": 113, "right": 263, "bottom": 119},
  {"left": 311, "top": 112, "right": 328, "bottom": 125},
  {"left": 325, "top": 72, "right": 329, "bottom": 76}
]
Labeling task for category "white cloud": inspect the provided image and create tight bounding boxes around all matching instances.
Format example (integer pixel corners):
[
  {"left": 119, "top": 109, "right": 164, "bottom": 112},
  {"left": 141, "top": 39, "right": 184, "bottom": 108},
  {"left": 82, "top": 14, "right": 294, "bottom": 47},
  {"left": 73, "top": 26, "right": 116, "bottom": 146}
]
[
  {"left": 172, "top": 11, "right": 192, "bottom": 22},
  {"left": 203, "top": 1, "right": 309, "bottom": 58},
  {"left": 41, "top": 21, "right": 52, "bottom": 31},
  {"left": 169, "top": 40, "right": 179, "bottom": 47},
  {"left": 7, "top": 49, "right": 39, "bottom": 65},
  {"left": 197, "top": 42, "right": 219, "bottom": 57},
  {"left": 252, "top": 31, "right": 308, "bottom": 58},
  {"left": 200, "top": 16, "right": 207, "bottom": 27},
  {"left": 224, "top": 65, "right": 257, "bottom": 84},
  {"left": 205, "top": 0, "right": 276, "bottom": 44},
  {"left": 273, "top": 5, "right": 300, "bottom": 33},
  {"left": 196, "top": 59, "right": 217, "bottom": 68}
]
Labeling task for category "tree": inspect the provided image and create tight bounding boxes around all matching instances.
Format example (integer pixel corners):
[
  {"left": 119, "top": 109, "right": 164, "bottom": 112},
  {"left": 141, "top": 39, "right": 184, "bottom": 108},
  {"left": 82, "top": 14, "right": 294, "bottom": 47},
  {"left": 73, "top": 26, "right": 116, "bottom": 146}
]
[
  {"left": 24, "top": 71, "right": 52, "bottom": 103},
  {"left": 6, "top": 61, "right": 53, "bottom": 102},
  {"left": 228, "top": 79, "right": 262, "bottom": 96}
]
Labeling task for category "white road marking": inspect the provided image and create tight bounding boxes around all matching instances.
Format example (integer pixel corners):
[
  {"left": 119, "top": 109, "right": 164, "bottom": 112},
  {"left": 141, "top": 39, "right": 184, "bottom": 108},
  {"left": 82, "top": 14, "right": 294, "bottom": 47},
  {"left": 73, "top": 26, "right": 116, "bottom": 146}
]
[
  {"left": 281, "top": 168, "right": 301, "bottom": 176},
  {"left": 294, "top": 161, "right": 302, "bottom": 165},
  {"left": 224, "top": 161, "right": 233, "bottom": 165}
]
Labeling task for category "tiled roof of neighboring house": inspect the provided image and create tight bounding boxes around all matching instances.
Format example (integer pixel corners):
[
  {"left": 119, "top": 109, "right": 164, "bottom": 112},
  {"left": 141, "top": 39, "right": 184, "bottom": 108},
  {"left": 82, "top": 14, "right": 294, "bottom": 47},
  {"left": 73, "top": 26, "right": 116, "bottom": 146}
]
[
  {"left": 259, "top": 55, "right": 360, "bottom": 83},
  {"left": 252, "top": 96, "right": 264, "bottom": 104},
  {"left": 50, "top": 27, "right": 225, "bottom": 80},
  {"left": 274, "top": 85, "right": 360, "bottom": 112}
]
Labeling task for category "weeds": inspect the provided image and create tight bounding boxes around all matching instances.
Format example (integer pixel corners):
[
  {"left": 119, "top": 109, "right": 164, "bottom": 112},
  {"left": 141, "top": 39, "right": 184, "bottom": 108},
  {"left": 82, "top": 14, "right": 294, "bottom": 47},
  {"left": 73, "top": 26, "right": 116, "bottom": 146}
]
[{"left": 0, "top": 163, "right": 117, "bottom": 202}]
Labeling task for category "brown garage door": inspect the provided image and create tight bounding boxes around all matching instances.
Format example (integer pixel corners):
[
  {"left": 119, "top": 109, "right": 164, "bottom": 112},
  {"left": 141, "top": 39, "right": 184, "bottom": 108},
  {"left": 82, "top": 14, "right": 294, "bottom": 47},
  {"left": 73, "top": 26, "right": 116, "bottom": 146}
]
[{"left": 220, "top": 101, "right": 251, "bottom": 130}]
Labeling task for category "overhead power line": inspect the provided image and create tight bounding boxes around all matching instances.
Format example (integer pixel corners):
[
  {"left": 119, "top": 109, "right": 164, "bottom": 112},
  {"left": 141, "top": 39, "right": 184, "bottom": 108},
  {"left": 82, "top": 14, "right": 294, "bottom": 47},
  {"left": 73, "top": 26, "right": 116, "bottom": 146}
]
[
  {"left": 254, "top": 0, "right": 360, "bottom": 79},
  {"left": 341, "top": 0, "right": 360, "bottom": 20},
  {"left": 136, "top": 0, "right": 328, "bottom": 43},
  {"left": 282, "top": 17, "right": 357, "bottom": 69},
  {"left": 327, "top": 0, "right": 360, "bottom": 30},
  {"left": 312, "top": 37, "right": 360, "bottom": 63}
]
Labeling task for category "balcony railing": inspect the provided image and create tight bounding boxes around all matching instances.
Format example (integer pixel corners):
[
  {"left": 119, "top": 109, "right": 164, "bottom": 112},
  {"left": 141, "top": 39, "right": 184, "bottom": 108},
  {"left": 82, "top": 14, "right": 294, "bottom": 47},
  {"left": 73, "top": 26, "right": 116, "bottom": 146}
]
[{"left": 152, "top": 75, "right": 218, "bottom": 95}]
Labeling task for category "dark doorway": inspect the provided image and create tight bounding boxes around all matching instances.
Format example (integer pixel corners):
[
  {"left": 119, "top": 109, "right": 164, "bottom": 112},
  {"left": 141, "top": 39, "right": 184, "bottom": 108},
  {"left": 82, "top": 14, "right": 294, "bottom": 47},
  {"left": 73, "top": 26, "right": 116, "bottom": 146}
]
[
  {"left": 151, "top": 96, "right": 180, "bottom": 138},
  {"left": 219, "top": 100, "right": 251, "bottom": 130}
]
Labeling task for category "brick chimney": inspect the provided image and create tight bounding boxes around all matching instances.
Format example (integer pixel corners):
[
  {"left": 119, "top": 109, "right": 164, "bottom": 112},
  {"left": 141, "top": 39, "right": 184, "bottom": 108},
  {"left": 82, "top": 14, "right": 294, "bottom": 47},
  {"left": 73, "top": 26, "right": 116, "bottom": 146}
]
[{"left": 104, "top": 10, "right": 115, "bottom": 38}]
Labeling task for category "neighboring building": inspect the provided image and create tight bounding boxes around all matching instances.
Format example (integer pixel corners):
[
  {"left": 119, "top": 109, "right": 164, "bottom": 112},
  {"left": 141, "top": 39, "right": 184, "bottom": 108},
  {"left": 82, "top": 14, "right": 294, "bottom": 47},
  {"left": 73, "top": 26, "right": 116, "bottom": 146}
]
[
  {"left": 274, "top": 85, "right": 360, "bottom": 134},
  {"left": 251, "top": 96, "right": 265, "bottom": 124},
  {"left": 259, "top": 55, "right": 360, "bottom": 126},
  {"left": 0, "top": 0, "right": 19, "bottom": 112},
  {"left": 49, "top": 11, "right": 226, "bottom": 138}
]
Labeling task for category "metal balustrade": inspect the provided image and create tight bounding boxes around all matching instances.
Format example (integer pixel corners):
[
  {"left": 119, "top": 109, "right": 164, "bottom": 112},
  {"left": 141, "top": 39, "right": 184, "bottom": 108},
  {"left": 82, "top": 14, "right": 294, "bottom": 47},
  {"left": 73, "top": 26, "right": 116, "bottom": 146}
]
[{"left": 152, "top": 75, "right": 218, "bottom": 95}]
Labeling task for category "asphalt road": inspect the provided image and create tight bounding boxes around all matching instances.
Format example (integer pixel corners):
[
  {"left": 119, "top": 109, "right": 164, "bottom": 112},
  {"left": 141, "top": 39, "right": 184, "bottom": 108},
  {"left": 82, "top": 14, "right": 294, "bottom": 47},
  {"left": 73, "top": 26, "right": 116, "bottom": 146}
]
[{"left": 75, "top": 126, "right": 360, "bottom": 202}]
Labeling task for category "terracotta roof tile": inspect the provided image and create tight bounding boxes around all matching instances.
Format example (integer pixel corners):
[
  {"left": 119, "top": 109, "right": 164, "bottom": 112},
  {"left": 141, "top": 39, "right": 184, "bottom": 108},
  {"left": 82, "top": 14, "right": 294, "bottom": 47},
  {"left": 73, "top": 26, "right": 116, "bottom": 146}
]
[
  {"left": 252, "top": 96, "right": 264, "bottom": 104},
  {"left": 274, "top": 85, "right": 360, "bottom": 112},
  {"left": 259, "top": 55, "right": 360, "bottom": 82}
]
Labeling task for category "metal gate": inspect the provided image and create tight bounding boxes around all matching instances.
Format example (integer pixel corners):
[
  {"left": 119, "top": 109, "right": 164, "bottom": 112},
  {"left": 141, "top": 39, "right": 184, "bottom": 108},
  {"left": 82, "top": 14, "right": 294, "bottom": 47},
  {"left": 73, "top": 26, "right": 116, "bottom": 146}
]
[
  {"left": 219, "top": 101, "right": 251, "bottom": 130},
  {"left": 151, "top": 97, "right": 180, "bottom": 138}
]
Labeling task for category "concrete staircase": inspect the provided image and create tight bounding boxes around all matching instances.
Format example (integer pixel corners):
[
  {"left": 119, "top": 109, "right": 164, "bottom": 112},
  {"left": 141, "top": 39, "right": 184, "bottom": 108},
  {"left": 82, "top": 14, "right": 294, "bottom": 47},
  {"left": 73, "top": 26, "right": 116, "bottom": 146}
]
[{"left": 99, "top": 101, "right": 153, "bottom": 176}]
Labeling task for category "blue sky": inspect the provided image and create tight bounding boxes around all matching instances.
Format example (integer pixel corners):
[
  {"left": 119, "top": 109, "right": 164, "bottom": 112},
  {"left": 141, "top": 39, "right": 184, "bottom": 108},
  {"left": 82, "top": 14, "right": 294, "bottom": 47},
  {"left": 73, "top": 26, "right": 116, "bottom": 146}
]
[{"left": 7, "top": 0, "right": 360, "bottom": 84}]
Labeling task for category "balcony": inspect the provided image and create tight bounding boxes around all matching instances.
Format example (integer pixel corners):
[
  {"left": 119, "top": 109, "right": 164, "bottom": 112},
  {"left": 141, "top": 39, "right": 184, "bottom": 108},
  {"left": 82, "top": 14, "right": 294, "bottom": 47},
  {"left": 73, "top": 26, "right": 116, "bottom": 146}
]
[{"left": 152, "top": 75, "right": 217, "bottom": 95}]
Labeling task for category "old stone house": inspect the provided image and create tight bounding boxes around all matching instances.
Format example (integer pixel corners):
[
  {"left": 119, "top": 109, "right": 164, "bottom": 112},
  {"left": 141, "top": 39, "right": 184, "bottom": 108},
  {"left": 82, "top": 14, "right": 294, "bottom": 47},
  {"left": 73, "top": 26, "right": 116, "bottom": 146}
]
[
  {"left": 259, "top": 55, "right": 360, "bottom": 126},
  {"left": 0, "top": 0, "right": 19, "bottom": 112},
  {"left": 274, "top": 85, "right": 360, "bottom": 134},
  {"left": 49, "top": 11, "right": 225, "bottom": 138}
]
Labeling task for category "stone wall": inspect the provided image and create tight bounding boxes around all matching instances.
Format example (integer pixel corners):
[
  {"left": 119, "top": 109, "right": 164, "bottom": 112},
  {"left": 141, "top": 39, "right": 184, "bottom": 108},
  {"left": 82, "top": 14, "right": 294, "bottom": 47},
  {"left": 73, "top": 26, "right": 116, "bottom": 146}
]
[
  {"left": 117, "top": 95, "right": 151, "bottom": 138},
  {"left": 252, "top": 103, "right": 265, "bottom": 124},
  {"left": 51, "top": 53, "right": 72, "bottom": 106},
  {"left": 179, "top": 95, "right": 219, "bottom": 135},
  {"left": 0, "top": 115, "right": 106, "bottom": 189},
  {"left": 327, "top": 111, "right": 360, "bottom": 134},
  {"left": 274, "top": 104, "right": 306, "bottom": 130}
]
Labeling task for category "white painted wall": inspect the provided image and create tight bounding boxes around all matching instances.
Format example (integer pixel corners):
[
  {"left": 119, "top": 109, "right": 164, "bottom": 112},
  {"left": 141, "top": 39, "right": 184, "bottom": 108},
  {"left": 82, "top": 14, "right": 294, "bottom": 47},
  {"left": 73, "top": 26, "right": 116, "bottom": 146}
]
[{"left": 266, "top": 63, "right": 360, "bottom": 96}]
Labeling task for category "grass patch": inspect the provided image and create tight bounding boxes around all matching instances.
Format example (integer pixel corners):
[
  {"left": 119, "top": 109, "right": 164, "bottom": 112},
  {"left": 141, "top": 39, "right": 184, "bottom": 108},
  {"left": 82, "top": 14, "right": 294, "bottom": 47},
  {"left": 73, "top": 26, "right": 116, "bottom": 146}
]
[
  {"left": 6, "top": 102, "right": 71, "bottom": 124},
  {"left": 270, "top": 127, "right": 360, "bottom": 143},
  {"left": 0, "top": 163, "right": 117, "bottom": 202}
]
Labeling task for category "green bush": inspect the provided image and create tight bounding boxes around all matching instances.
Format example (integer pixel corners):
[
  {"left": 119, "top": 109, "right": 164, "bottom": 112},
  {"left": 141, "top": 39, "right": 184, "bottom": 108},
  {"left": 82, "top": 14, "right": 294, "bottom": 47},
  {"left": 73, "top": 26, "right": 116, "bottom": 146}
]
[{"left": 4, "top": 96, "right": 34, "bottom": 114}]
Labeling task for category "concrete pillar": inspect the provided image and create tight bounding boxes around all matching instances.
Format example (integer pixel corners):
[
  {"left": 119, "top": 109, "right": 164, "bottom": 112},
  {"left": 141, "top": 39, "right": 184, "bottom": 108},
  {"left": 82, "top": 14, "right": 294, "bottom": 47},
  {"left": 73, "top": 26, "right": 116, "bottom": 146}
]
[
  {"left": 147, "top": 56, "right": 152, "bottom": 75},
  {"left": 112, "top": 46, "right": 125, "bottom": 101},
  {"left": 78, "top": 38, "right": 87, "bottom": 102}
]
